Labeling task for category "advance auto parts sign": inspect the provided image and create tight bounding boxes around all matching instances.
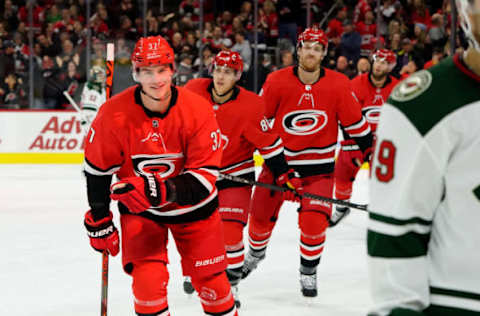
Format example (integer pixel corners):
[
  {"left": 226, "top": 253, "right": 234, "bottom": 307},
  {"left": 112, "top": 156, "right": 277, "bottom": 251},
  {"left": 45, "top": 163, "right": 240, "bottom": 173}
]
[{"left": 0, "top": 112, "right": 86, "bottom": 153}]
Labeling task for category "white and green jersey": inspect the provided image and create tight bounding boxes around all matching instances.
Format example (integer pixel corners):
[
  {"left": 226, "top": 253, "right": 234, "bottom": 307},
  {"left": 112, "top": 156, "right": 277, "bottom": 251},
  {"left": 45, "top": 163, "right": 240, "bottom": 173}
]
[
  {"left": 80, "top": 83, "right": 106, "bottom": 128},
  {"left": 367, "top": 54, "right": 480, "bottom": 316}
]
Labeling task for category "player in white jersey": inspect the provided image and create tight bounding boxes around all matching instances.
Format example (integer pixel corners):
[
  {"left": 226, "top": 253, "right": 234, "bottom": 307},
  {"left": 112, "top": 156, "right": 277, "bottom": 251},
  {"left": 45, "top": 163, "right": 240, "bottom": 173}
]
[
  {"left": 367, "top": 0, "right": 480, "bottom": 315},
  {"left": 80, "top": 65, "right": 107, "bottom": 129}
]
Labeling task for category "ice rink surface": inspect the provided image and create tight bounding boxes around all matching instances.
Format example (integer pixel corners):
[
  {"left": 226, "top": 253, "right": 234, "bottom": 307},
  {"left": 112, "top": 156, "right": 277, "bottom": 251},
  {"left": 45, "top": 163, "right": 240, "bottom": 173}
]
[{"left": 1, "top": 164, "right": 371, "bottom": 316}]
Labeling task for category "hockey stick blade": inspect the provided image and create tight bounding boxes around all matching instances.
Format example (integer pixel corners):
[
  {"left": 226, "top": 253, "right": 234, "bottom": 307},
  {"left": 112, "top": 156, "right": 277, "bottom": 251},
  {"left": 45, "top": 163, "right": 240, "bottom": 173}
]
[{"left": 219, "top": 173, "right": 368, "bottom": 211}]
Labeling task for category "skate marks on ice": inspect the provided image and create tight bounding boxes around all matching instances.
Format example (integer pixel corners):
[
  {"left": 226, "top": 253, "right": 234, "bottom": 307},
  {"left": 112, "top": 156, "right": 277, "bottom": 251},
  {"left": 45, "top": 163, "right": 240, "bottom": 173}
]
[{"left": 0, "top": 165, "right": 371, "bottom": 316}]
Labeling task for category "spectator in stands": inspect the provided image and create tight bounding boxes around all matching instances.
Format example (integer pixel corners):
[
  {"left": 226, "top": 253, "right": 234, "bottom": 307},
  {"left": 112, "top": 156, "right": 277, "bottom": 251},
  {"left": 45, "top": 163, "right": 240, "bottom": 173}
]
[
  {"left": 259, "top": 0, "right": 279, "bottom": 47},
  {"left": 0, "top": 73, "right": 25, "bottom": 109},
  {"left": 413, "top": 22, "right": 430, "bottom": 61},
  {"left": 336, "top": 55, "right": 356, "bottom": 79},
  {"left": 46, "top": 5, "right": 62, "bottom": 24},
  {"left": 423, "top": 47, "right": 444, "bottom": 69},
  {"left": 0, "top": 21, "right": 8, "bottom": 42},
  {"left": 176, "top": 53, "right": 194, "bottom": 86},
  {"left": 0, "top": 40, "right": 16, "bottom": 80},
  {"left": 195, "top": 44, "right": 214, "bottom": 78},
  {"left": 227, "top": 16, "right": 246, "bottom": 39},
  {"left": 277, "top": 0, "right": 298, "bottom": 46},
  {"left": 71, "top": 21, "right": 86, "bottom": 48},
  {"left": 12, "top": 32, "right": 29, "bottom": 77},
  {"left": 409, "top": 0, "right": 431, "bottom": 28},
  {"left": 183, "top": 32, "right": 199, "bottom": 57},
  {"left": 356, "top": 57, "right": 371, "bottom": 75},
  {"left": 356, "top": 10, "right": 377, "bottom": 57},
  {"left": 428, "top": 13, "right": 447, "bottom": 47},
  {"left": 69, "top": 4, "right": 85, "bottom": 24},
  {"left": 117, "top": 15, "right": 138, "bottom": 42},
  {"left": 340, "top": 19, "right": 362, "bottom": 65},
  {"left": 218, "top": 11, "right": 233, "bottom": 34},
  {"left": 379, "top": 0, "right": 402, "bottom": 35},
  {"left": 118, "top": 0, "right": 137, "bottom": 23},
  {"left": 279, "top": 50, "right": 294, "bottom": 69},
  {"left": 18, "top": 1, "right": 44, "bottom": 29},
  {"left": 389, "top": 32, "right": 402, "bottom": 53},
  {"left": 399, "top": 59, "right": 420, "bottom": 79},
  {"left": 326, "top": 7, "right": 346, "bottom": 46},
  {"left": 257, "top": 53, "right": 275, "bottom": 91},
  {"left": 238, "top": 1, "right": 254, "bottom": 31},
  {"left": 354, "top": 0, "right": 373, "bottom": 24},
  {"left": 203, "top": 21, "right": 215, "bottom": 39},
  {"left": 56, "top": 39, "right": 79, "bottom": 72},
  {"left": 3, "top": 0, "right": 19, "bottom": 31},
  {"left": 179, "top": 0, "right": 200, "bottom": 22},
  {"left": 231, "top": 31, "right": 252, "bottom": 73},
  {"left": 171, "top": 32, "right": 184, "bottom": 57},
  {"left": 52, "top": 8, "right": 75, "bottom": 33},
  {"left": 212, "top": 25, "right": 233, "bottom": 51}
]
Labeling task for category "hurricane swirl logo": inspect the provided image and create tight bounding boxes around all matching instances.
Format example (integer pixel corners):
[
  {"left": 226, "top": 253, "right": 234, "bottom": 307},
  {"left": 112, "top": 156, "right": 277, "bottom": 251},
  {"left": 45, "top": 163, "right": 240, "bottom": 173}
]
[
  {"left": 132, "top": 153, "right": 184, "bottom": 179},
  {"left": 363, "top": 106, "right": 381, "bottom": 124},
  {"left": 282, "top": 110, "right": 328, "bottom": 135}
]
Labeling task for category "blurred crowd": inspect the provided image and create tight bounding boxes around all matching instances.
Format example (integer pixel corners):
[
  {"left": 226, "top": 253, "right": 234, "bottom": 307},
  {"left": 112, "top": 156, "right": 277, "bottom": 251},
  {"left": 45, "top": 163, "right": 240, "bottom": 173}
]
[{"left": 0, "top": 0, "right": 467, "bottom": 109}]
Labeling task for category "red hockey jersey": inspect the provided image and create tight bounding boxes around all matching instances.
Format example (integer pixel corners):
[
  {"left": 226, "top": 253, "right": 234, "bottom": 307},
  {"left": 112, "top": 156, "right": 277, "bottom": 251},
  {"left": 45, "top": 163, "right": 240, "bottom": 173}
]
[
  {"left": 84, "top": 85, "right": 222, "bottom": 223},
  {"left": 185, "top": 78, "right": 287, "bottom": 188},
  {"left": 355, "top": 21, "right": 377, "bottom": 57},
  {"left": 261, "top": 66, "right": 371, "bottom": 177},
  {"left": 350, "top": 73, "right": 398, "bottom": 132}
]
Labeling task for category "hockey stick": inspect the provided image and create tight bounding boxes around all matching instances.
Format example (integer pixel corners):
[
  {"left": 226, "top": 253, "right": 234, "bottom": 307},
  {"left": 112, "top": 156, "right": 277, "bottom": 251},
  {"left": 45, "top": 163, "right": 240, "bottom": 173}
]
[
  {"left": 62, "top": 91, "right": 90, "bottom": 134},
  {"left": 100, "top": 42, "right": 115, "bottom": 316},
  {"left": 219, "top": 173, "right": 368, "bottom": 211}
]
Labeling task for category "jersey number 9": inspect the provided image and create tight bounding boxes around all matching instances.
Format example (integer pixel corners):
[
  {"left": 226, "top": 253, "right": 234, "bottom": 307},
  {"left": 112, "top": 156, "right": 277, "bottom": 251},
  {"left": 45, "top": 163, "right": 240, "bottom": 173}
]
[{"left": 375, "top": 140, "right": 396, "bottom": 183}]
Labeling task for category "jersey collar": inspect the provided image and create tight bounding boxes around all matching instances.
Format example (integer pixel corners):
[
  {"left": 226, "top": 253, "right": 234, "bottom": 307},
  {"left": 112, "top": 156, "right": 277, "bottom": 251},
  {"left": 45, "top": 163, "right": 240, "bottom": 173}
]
[
  {"left": 134, "top": 85, "right": 179, "bottom": 118},
  {"left": 207, "top": 81, "right": 240, "bottom": 105},
  {"left": 293, "top": 66, "right": 325, "bottom": 85},
  {"left": 453, "top": 53, "right": 480, "bottom": 83},
  {"left": 368, "top": 72, "right": 393, "bottom": 88}
]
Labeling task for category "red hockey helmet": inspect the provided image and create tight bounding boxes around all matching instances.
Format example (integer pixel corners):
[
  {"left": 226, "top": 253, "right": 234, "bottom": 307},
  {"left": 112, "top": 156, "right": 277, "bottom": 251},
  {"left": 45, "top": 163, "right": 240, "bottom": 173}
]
[
  {"left": 371, "top": 49, "right": 397, "bottom": 70},
  {"left": 297, "top": 27, "right": 328, "bottom": 53},
  {"left": 212, "top": 50, "right": 244, "bottom": 73},
  {"left": 131, "top": 36, "right": 175, "bottom": 70}
]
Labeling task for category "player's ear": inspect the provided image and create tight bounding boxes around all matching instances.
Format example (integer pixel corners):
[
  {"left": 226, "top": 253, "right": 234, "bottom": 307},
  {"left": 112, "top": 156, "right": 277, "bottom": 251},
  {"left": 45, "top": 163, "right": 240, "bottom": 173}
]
[{"left": 132, "top": 66, "right": 139, "bottom": 82}]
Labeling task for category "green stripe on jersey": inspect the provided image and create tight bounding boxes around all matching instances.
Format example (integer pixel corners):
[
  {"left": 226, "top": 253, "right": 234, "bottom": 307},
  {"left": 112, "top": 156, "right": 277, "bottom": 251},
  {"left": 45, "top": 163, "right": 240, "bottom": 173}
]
[
  {"left": 431, "top": 287, "right": 480, "bottom": 301},
  {"left": 370, "top": 212, "right": 432, "bottom": 226},
  {"left": 368, "top": 230, "right": 429, "bottom": 257},
  {"left": 386, "top": 308, "right": 427, "bottom": 316},
  {"left": 388, "top": 57, "right": 480, "bottom": 136},
  {"left": 425, "top": 305, "right": 480, "bottom": 316},
  {"left": 474, "top": 185, "right": 480, "bottom": 201}
]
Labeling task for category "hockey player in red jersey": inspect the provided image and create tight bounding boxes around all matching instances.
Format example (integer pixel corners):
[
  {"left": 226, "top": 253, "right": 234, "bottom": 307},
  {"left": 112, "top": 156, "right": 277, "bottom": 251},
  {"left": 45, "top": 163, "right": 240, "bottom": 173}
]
[
  {"left": 184, "top": 50, "right": 295, "bottom": 307},
  {"left": 242, "top": 28, "right": 373, "bottom": 297},
  {"left": 83, "top": 36, "right": 238, "bottom": 316},
  {"left": 330, "top": 49, "right": 398, "bottom": 226}
]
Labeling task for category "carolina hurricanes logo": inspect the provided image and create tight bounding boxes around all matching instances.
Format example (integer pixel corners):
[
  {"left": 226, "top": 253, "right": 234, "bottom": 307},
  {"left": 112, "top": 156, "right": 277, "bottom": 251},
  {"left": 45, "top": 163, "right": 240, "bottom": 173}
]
[
  {"left": 363, "top": 105, "right": 382, "bottom": 124},
  {"left": 132, "top": 153, "right": 184, "bottom": 179},
  {"left": 282, "top": 110, "right": 328, "bottom": 135}
]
